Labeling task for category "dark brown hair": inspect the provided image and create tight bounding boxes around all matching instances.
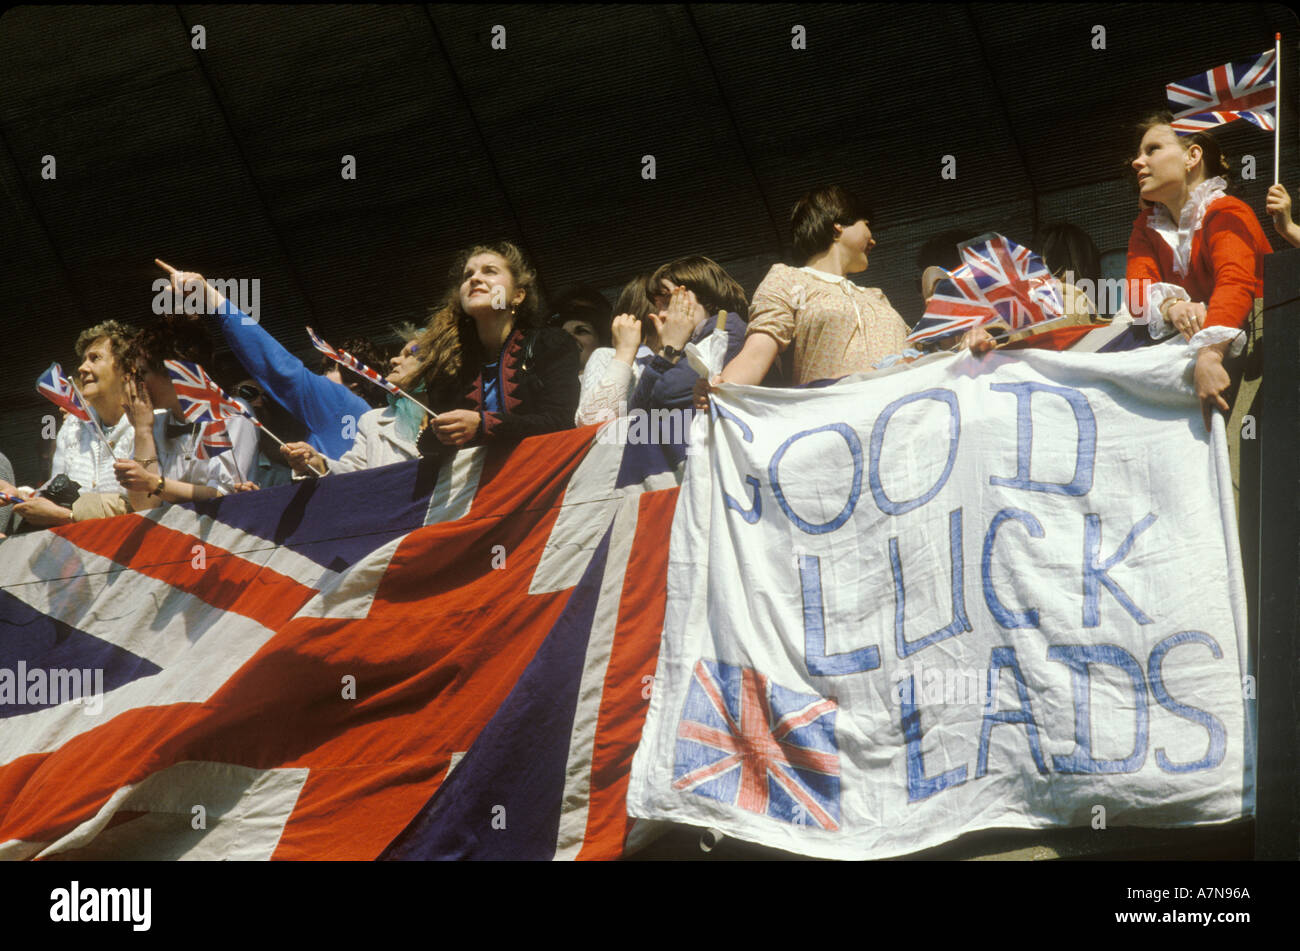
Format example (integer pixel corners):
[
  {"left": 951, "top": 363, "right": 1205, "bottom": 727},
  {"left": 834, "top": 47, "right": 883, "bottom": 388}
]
[
  {"left": 128, "top": 315, "right": 214, "bottom": 380},
  {"left": 791, "top": 185, "right": 874, "bottom": 262},
  {"left": 613, "top": 272, "right": 657, "bottom": 323},
  {"left": 650, "top": 256, "right": 748, "bottom": 318}
]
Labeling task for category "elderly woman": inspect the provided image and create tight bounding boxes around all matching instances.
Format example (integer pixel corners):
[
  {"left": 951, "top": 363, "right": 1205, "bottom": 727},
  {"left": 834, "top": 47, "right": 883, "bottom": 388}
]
[
  {"left": 6, "top": 321, "right": 139, "bottom": 526},
  {"left": 1127, "top": 112, "right": 1271, "bottom": 429}
]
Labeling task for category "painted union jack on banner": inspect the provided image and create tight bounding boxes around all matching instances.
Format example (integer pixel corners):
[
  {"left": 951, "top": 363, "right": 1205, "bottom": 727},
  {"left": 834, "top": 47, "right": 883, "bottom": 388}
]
[
  {"left": 672, "top": 659, "right": 840, "bottom": 831},
  {"left": 164, "top": 360, "right": 247, "bottom": 424},
  {"left": 1166, "top": 48, "right": 1277, "bottom": 133},
  {"left": 36, "top": 363, "right": 92, "bottom": 422}
]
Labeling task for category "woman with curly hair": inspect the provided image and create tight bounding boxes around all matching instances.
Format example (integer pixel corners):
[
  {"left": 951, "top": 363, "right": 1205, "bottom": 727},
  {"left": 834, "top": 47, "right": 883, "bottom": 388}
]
[{"left": 409, "top": 241, "right": 580, "bottom": 458}]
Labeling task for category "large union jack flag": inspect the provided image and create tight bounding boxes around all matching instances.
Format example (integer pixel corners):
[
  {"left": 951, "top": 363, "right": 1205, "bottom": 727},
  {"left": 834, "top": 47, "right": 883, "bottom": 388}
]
[
  {"left": 35, "top": 362, "right": 93, "bottom": 423},
  {"left": 672, "top": 659, "right": 840, "bottom": 831},
  {"left": 164, "top": 359, "right": 247, "bottom": 424},
  {"left": 1166, "top": 48, "right": 1277, "bottom": 133},
  {"left": 907, "top": 234, "right": 1063, "bottom": 347},
  {"left": 0, "top": 425, "right": 684, "bottom": 860},
  {"left": 306, "top": 327, "right": 402, "bottom": 397}
]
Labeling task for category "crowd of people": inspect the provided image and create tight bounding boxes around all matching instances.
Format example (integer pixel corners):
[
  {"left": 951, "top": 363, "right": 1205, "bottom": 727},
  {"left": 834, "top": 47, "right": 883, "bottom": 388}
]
[{"left": 0, "top": 110, "right": 1293, "bottom": 538}]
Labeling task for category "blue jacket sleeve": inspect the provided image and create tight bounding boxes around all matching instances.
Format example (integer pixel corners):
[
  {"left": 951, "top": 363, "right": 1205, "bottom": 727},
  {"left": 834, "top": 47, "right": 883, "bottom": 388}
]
[
  {"left": 215, "top": 298, "right": 370, "bottom": 458},
  {"left": 628, "top": 312, "right": 748, "bottom": 413}
]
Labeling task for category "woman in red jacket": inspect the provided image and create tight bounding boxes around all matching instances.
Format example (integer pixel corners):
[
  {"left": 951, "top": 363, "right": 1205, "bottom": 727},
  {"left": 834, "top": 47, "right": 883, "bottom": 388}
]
[
  {"left": 1127, "top": 112, "right": 1271, "bottom": 429},
  {"left": 410, "top": 241, "right": 580, "bottom": 459}
]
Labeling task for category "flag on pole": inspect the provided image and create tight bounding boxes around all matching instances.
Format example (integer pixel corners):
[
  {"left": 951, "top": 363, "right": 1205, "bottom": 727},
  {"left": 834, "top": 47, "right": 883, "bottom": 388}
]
[
  {"left": 164, "top": 360, "right": 247, "bottom": 424},
  {"left": 1166, "top": 48, "right": 1277, "bottom": 133},
  {"left": 35, "top": 363, "right": 93, "bottom": 422},
  {"left": 306, "top": 327, "right": 403, "bottom": 397}
]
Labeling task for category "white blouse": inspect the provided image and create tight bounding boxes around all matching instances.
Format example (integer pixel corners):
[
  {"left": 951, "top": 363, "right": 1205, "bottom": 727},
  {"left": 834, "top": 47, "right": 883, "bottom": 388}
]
[
  {"left": 49, "top": 411, "right": 134, "bottom": 495},
  {"left": 575, "top": 345, "right": 654, "bottom": 425}
]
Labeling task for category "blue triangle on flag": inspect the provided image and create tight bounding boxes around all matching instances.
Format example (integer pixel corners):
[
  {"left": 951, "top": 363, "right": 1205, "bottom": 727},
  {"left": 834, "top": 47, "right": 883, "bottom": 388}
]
[
  {"left": 379, "top": 518, "right": 615, "bottom": 860},
  {"left": 0, "top": 588, "right": 163, "bottom": 717}
]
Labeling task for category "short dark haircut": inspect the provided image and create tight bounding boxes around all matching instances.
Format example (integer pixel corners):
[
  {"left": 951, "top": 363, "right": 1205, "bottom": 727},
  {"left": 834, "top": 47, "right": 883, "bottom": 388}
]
[
  {"left": 650, "top": 256, "right": 748, "bottom": 318},
  {"left": 613, "top": 272, "right": 656, "bottom": 322},
  {"left": 791, "top": 185, "right": 874, "bottom": 262},
  {"left": 324, "top": 337, "right": 395, "bottom": 408},
  {"left": 1037, "top": 222, "right": 1100, "bottom": 286},
  {"left": 128, "top": 315, "right": 214, "bottom": 379},
  {"left": 915, "top": 230, "right": 979, "bottom": 274},
  {"left": 549, "top": 284, "right": 613, "bottom": 345}
]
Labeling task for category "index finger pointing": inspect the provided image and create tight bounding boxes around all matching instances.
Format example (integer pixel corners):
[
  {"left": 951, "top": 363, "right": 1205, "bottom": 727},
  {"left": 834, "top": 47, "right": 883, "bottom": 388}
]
[{"left": 154, "top": 258, "right": 180, "bottom": 275}]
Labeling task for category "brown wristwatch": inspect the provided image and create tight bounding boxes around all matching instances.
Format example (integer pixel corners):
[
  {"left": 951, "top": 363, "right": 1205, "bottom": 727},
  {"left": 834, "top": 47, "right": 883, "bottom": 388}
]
[{"left": 149, "top": 475, "right": 166, "bottom": 498}]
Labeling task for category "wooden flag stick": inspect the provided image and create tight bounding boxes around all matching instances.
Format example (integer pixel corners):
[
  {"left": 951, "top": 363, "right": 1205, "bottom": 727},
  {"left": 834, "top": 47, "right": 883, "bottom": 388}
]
[{"left": 248, "top": 417, "right": 326, "bottom": 478}]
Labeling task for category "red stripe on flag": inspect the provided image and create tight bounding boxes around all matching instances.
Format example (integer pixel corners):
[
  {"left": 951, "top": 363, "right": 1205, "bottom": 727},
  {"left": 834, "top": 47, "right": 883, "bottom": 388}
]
[
  {"left": 576, "top": 488, "right": 678, "bottom": 860},
  {"left": 265, "top": 428, "right": 602, "bottom": 857},
  {"left": 51, "top": 514, "right": 318, "bottom": 630}
]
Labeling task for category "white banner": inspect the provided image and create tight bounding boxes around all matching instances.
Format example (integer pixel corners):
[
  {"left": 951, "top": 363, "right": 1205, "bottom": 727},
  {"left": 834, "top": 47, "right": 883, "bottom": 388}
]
[{"left": 627, "top": 343, "right": 1253, "bottom": 860}]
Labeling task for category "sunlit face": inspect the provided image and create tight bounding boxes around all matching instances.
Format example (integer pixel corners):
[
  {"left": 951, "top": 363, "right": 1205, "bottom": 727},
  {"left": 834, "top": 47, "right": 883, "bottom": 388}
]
[
  {"left": 837, "top": 219, "right": 875, "bottom": 272},
  {"left": 388, "top": 340, "right": 422, "bottom": 388},
  {"left": 460, "top": 252, "right": 524, "bottom": 319},
  {"left": 1132, "top": 125, "right": 1198, "bottom": 205},
  {"left": 560, "top": 319, "right": 599, "bottom": 369},
  {"left": 77, "top": 337, "right": 124, "bottom": 409}
]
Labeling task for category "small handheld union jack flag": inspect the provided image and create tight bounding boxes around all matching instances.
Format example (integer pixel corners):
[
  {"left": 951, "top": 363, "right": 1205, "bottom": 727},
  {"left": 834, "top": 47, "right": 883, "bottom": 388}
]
[
  {"left": 306, "top": 326, "right": 403, "bottom": 397},
  {"left": 2, "top": 492, "right": 29, "bottom": 506},
  {"left": 906, "top": 234, "right": 1062, "bottom": 346},
  {"left": 36, "top": 363, "right": 93, "bottom": 422},
  {"left": 672, "top": 659, "right": 841, "bottom": 831},
  {"left": 194, "top": 419, "right": 234, "bottom": 461},
  {"left": 906, "top": 263, "right": 1000, "bottom": 347},
  {"left": 959, "top": 233, "right": 1064, "bottom": 332},
  {"left": 164, "top": 360, "right": 248, "bottom": 424},
  {"left": 1166, "top": 48, "right": 1276, "bottom": 134}
]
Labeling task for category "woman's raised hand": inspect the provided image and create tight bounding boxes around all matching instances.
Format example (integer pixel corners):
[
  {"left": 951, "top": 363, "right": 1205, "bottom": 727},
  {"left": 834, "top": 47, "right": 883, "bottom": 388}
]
[
  {"left": 1266, "top": 184, "right": 1300, "bottom": 248},
  {"left": 155, "top": 259, "right": 223, "bottom": 313},
  {"left": 610, "top": 313, "right": 642, "bottom": 363},
  {"left": 122, "top": 376, "right": 155, "bottom": 430}
]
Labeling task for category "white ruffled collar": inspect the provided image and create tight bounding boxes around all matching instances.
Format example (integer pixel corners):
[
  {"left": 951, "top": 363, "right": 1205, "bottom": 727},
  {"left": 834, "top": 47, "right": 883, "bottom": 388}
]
[{"left": 1149, "top": 176, "right": 1227, "bottom": 277}]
